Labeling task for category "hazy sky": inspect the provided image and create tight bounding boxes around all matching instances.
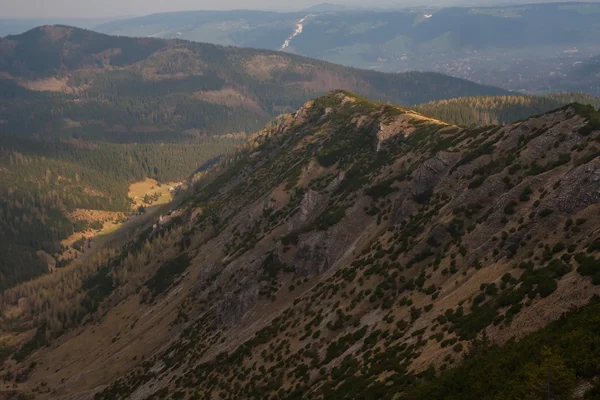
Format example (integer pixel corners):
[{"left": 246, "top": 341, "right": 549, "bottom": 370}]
[
  {"left": 0, "top": 0, "right": 366, "bottom": 18},
  {"left": 0, "top": 0, "right": 589, "bottom": 18}
]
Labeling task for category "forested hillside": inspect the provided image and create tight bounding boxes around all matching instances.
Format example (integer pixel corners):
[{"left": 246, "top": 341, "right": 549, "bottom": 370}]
[
  {"left": 415, "top": 93, "right": 600, "bottom": 126},
  {"left": 0, "top": 135, "right": 238, "bottom": 291},
  {"left": 0, "top": 25, "right": 509, "bottom": 138}
]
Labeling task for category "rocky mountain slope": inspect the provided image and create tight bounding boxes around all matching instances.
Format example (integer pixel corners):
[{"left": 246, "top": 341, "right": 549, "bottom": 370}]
[{"left": 2, "top": 91, "right": 600, "bottom": 399}]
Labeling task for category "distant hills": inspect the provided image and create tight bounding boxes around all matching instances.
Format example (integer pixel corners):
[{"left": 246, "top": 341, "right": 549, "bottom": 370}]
[
  {"left": 3, "top": 4, "right": 600, "bottom": 94},
  {"left": 0, "top": 25, "right": 509, "bottom": 136},
  {"left": 302, "top": 3, "right": 354, "bottom": 12},
  {"left": 91, "top": 3, "right": 600, "bottom": 94},
  {"left": 95, "top": 3, "right": 600, "bottom": 54}
]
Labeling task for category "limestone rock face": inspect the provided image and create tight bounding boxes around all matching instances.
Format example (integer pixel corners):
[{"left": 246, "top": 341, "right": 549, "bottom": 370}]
[
  {"left": 294, "top": 232, "right": 330, "bottom": 277},
  {"left": 553, "top": 161, "right": 600, "bottom": 214},
  {"left": 392, "top": 151, "right": 460, "bottom": 223}
]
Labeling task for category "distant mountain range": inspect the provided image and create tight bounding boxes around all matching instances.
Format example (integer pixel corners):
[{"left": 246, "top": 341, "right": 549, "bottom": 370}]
[
  {"left": 92, "top": 2, "right": 600, "bottom": 94},
  {"left": 94, "top": 3, "right": 600, "bottom": 54},
  {"left": 0, "top": 25, "right": 509, "bottom": 135},
  {"left": 3, "top": 3, "right": 600, "bottom": 94},
  {"left": 302, "top": 3, "right": 354, "bottom": 12}
]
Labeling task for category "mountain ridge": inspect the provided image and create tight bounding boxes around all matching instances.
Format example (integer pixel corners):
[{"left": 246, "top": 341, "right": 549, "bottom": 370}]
[{"left": 2, "top": 91, "right": 600, "bottom": 399}]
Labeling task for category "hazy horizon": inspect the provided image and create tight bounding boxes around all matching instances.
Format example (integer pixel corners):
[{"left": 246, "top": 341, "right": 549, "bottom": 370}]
[
  {"left": 4, "top": 0, "right": 359, "bottom": 18},
  {"left": 2, "top": 0, "right": 598, "bottom": 19}
]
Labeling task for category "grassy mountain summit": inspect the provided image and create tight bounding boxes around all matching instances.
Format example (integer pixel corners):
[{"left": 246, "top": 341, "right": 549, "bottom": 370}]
[{"left": 2, "top": 91, "right": 600, "bottom": 398}]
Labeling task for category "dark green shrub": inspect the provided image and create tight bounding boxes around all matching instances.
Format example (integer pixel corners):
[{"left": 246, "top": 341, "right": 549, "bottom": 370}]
[
  {"left": 519, "top": 187, "right": 533, "bottom": 202},
  {"left": 537, "top": 277, "right": 558, "bottom": 298},
  {"left": 145, "top": 253, "right": 190, "bottom": 296},
  {"left": 504, "top": 201, "right": 517, "bottom": 215},
  {"left": 281, "top": 232, "right": 299, "bottom": 246},
  {"left": 366, "top": 182, "right": 396, "bottom": 200},
  {"left": 315, "top": 207, "right": 346, "bottom": 231}
]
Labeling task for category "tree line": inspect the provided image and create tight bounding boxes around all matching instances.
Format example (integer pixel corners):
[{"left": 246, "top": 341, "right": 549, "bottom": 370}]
[{"left": 414, "top": 93, "right": 600, "bottom": 126}]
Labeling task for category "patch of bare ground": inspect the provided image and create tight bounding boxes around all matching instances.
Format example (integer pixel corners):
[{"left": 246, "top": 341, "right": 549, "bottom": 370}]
[
  {"left": 62, "top": 138, "right": 98, "bottom": 149},
  {"left": 128, "top": 178, "right": 179, "bottom": 210},
  {"left": 28, "top": 284, "right": 182, "bottom": 398},
  {"left": 68, "top": 210, "right": 124, "bottom": 225},
  {"left": 296, "top": 67, "right": 360, "bottom": 92},
  {"left": 269, "top": 182, "right": 291, "bottom": 208},
  {"left": 135, "top": 47, "right": 206, "bottom": 79},
  {"left": 20, "top": 77, "right": 73, "bottom": 93},
  {"left": 130, "top": 125, "right": 163, "bottom": 133},
  {"left": 40, "top": 25, "right": 73, "bottom": 41},
  {"left": 193, "top": 88, "right": 267, "bottom": 115},
  {"left": 212, "top": 132, "right": 247, "bottom": 140},
  {"left": 242, "top": 54, "right": 293, "bottom": 80},
  {"left": 62, "top": 119, "right": 82, "bottom": 129}
]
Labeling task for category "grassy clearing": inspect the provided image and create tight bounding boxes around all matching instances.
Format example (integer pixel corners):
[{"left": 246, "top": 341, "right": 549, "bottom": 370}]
[{"left": 128, "top": 178, "right": 179, "bottom": 210}]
